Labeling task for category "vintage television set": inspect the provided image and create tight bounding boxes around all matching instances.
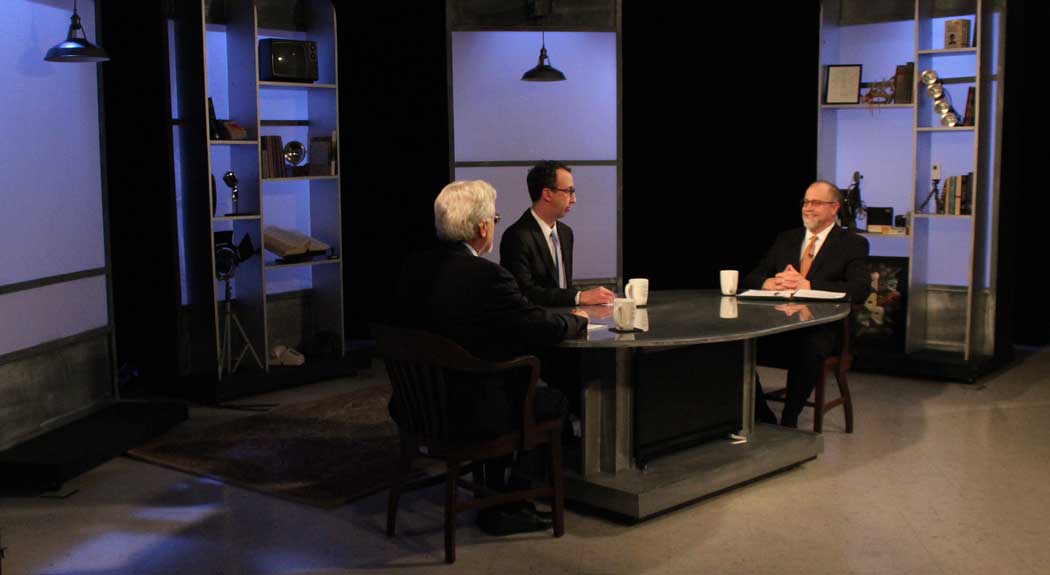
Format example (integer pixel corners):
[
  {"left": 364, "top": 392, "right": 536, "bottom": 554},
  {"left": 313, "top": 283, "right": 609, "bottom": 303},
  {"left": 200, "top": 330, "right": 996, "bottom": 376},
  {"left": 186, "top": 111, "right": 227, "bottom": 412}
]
[{"left": 258, "top": 39, "right": 318, "bottom": 83}]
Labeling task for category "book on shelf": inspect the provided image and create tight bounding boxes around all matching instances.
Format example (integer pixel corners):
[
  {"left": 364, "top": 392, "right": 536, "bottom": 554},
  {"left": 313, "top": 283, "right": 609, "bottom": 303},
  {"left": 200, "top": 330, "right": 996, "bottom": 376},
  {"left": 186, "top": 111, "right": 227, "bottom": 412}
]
[
  {"left": 261, "top": 135, "right": 285, "bottom": 178},
  {"left": 263, "top": 226, "right": 330, "bottom": 258},
  {"left": 737, "top": 289, "right": 847, "bottom": 301},
  {"left": 945, "top": 19, "right": 972, "bottom": 49},
  {"left": 961, "top": 86, "right": 976, "bottom": 126},
  {"left": 308, "top": 134, "right": 332, "bottom": 176},
  {"left": 893, "top": 62, "right": 914, "bottom": 104}
]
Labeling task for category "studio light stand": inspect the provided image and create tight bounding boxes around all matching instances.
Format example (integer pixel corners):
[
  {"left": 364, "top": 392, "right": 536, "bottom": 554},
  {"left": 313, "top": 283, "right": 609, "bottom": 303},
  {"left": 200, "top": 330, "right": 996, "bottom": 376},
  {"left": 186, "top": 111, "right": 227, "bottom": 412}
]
[{"left": 216, "top": 245, "right": 263, "bottom": 379}]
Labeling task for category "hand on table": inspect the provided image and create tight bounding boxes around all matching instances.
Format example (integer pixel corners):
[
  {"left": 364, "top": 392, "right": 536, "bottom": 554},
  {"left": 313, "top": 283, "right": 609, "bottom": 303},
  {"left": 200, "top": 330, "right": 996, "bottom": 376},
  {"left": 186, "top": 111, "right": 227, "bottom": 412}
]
[
  {"left": 764, "top": 265, "right": 811, "bottom": 291},
  {"left": 579, "top": 286, "right": 616, "bottom": 305},
  {"left": 574, "top": 305, "right": 612, "bottom": 321}
]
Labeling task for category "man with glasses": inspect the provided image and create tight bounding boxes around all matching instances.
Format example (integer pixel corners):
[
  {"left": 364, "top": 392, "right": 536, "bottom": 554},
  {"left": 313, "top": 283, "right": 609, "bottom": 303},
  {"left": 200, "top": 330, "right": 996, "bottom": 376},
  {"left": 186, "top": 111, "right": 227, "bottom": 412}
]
[
  {"left": 500, "top": 161, "right": 615, "bottom": 307},
  {"left": 742, "top": 181, "right": 869, "bottom": 428},
  {"left": 393, "top": 180, "right": 587, "bottom": 535}
]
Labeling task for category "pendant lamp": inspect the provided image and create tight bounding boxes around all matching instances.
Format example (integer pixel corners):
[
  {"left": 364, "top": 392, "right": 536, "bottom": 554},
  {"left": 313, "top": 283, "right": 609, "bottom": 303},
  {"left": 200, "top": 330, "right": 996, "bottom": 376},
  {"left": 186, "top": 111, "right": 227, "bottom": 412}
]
[
  {"left": 45, "top": 0, "right": 110, "bottom": 63},
  {"left": 521, "top": 31, "right": 565, "bottom": 82}
]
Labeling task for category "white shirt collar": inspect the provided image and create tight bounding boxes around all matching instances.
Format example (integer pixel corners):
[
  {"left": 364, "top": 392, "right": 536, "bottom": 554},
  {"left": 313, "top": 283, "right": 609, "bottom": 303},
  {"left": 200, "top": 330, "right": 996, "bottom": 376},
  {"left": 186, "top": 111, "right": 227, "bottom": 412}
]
[
  {"left": 803, "top": 223, "right": 835, "bottom": 256},
  {"left": 530, "top": 208, "right": 556, "bottom": 238},
  {"left": 462, "top": 242, "right": 479, "bottom": 257}
]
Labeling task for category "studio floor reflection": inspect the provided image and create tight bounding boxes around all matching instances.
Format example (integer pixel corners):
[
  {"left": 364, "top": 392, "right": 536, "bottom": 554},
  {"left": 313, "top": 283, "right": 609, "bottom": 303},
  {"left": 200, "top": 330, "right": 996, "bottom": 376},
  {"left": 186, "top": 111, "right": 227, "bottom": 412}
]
[{"left": 3, "top": 347, "right": 1050, "bottom": 575}]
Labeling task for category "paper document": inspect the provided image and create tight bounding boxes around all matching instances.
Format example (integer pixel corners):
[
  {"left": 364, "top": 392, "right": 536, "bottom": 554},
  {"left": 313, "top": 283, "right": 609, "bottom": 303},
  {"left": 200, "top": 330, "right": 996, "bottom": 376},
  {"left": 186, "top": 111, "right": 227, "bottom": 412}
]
[{"left": 737, "top": 289, "right": 846, "bottom": 300}]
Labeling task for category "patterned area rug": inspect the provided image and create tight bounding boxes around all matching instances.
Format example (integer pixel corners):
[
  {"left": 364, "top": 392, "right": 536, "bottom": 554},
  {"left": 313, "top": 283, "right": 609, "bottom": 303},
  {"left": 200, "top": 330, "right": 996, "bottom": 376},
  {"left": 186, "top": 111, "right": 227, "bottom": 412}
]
[{"left": 129, "top": 384, "right": 424, "bottom": 509}]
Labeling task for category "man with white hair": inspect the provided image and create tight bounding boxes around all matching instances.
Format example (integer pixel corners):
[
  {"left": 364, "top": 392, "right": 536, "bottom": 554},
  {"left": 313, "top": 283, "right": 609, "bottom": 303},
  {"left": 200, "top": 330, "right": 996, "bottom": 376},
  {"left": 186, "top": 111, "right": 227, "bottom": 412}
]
[{"left": 393, "top": 180, "right": 588, "bottom": 535}]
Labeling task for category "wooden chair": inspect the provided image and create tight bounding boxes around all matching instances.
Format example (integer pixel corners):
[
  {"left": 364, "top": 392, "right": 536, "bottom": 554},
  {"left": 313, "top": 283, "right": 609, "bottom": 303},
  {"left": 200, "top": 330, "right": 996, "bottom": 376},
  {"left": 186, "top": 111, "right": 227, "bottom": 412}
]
[
  {"left": 763, "top": 311, "right": 855, "bottom": 433},
  {"left": 373, "top": 324, "right": 565, "bottom": 564}
]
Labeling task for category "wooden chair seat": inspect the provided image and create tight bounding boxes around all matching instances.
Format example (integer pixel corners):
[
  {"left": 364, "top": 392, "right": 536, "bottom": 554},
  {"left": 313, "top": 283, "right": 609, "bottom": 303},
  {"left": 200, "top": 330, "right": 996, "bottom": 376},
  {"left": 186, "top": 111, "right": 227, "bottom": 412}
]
[{"left": 374, "top": 324, "right": 565, "bottom": 564}]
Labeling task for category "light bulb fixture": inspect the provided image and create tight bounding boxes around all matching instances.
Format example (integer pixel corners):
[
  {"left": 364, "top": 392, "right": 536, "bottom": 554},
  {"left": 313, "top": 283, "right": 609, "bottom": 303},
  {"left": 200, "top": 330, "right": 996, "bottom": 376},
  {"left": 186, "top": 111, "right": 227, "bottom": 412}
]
[
  {"left": 921, "top": 69, "right": 958, "bottom": 127},
  {"left": 45, "top": 0, "right": 110, "bottom": 63},
  {"left": 521, "top": 31, "right": 566, "bottom": 82}
]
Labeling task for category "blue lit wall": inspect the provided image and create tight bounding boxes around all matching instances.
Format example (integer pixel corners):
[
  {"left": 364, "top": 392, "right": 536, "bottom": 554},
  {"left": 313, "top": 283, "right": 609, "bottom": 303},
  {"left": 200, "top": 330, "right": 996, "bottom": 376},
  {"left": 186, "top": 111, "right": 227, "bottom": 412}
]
[
  {"left": 452, "top": 31, "right": 618, "bottom": 279},
  {"left": 0, "top": 0, "right": 108, "bottom": 355}
]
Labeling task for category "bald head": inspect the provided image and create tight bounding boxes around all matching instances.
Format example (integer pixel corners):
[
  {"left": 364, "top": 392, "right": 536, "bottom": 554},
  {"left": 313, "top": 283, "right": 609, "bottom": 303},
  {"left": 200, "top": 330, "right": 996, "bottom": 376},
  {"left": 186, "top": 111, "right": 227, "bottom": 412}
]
[{"left": 801, "top": 181, "right": 841, "bottom": 232}]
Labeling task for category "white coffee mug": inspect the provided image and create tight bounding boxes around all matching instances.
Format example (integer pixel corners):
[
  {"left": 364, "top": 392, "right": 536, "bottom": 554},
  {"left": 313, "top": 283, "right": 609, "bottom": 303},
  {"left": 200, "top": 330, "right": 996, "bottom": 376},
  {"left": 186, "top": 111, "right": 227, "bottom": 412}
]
[
  {"left": 626, "top": 278, "right": 650, "bottom": 307},
  {"left": 613, "top": 298, "right": 636, "bottom": 331},
  {"left": 720, "top": 270, "right": 739, "bottom": 296},
  {"left": 634, "top": 308, "right": 650, "bottom": 332},
  {"left": 720, "top": 296, "right": 738, "bottom": 319}
]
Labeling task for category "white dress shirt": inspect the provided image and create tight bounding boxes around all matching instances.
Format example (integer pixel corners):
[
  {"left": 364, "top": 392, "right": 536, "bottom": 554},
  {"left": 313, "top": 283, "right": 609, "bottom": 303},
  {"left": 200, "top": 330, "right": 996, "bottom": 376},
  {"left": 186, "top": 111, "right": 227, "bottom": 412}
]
[{"left": 530, "top": 209, "right": 579, "bottom": 304}]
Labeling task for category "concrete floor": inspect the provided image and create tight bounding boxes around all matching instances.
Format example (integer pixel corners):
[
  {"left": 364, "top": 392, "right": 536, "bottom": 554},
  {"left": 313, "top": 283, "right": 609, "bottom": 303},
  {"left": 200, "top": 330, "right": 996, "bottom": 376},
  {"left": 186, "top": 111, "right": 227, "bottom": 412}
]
[{"left": 2, "top": 347, "right": 1049, "bottom": 575}]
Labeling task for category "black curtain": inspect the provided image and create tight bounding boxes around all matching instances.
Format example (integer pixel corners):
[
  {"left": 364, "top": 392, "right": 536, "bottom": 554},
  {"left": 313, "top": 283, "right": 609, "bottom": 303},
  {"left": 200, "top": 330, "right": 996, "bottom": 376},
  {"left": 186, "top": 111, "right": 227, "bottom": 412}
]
[
  {"left": 1001, "top": 0, "right": 1045, "bottom": 346},
  {"left": 99, "top": 1, "right": 180, "bottom": 393},
  {"left": 622, "top": 3, "right": 821, "bottom": 289},
  {"left": 335, "top": 1, "right": 450, "bottom": 339}
]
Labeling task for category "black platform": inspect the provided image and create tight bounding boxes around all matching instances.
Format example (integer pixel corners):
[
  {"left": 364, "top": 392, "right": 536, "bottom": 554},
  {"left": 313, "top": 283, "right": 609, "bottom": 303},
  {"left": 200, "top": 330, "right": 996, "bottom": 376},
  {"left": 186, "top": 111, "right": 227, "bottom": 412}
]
[{"left": 0, "top": 400, "right": 188, "bottom": 493}]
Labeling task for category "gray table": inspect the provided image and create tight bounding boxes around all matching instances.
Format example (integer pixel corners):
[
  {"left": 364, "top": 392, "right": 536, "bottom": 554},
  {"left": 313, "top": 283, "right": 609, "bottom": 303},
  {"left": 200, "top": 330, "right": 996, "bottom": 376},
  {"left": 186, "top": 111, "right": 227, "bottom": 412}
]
[{"left": 555, "top": 290, "right": 850, "bottom": 518}]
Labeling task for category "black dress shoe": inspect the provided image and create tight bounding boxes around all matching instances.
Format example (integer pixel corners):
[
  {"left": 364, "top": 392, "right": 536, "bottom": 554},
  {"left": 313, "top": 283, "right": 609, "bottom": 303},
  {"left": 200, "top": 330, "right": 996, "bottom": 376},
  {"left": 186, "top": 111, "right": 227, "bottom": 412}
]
[{"left": 477, "top": 506, "right": 552, "bottom": 536}]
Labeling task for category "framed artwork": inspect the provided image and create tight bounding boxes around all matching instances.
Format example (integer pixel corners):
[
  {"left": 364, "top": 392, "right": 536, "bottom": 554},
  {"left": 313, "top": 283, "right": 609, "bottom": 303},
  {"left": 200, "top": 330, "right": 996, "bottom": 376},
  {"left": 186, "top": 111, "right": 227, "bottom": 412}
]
[
  {"left": 824, "top": 64, "right": 863, "bottom": 104},
  {"left": 854, "top": 256, "right": 908, "bottom": 352}
]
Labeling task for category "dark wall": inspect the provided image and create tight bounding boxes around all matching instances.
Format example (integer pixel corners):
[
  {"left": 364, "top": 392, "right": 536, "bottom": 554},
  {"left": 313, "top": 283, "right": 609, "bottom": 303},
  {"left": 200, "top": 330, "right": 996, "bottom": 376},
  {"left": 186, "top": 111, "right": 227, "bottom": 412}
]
[
  {"left": 1001, "top": 0, "right": 1046, "bottom": 346},
  {"left": 100, "top": 1, "right": 180, "bottom": 390},
  {"left": 335, "top": 1, "right": 450, "bottom": 338},
  {"left": 622, "top": 3, "right": 821, "bottom": 288}
]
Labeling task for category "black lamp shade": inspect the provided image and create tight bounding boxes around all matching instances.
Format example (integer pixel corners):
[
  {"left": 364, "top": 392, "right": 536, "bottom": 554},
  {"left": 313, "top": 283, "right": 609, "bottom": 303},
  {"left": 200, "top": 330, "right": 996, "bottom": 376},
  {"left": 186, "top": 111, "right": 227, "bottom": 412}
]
[
  {"left": 521, "top": 46, "right": 565, "bottom": 82},
  {"left": 45, "top": 8, "right": 109, "bottom": 63}
]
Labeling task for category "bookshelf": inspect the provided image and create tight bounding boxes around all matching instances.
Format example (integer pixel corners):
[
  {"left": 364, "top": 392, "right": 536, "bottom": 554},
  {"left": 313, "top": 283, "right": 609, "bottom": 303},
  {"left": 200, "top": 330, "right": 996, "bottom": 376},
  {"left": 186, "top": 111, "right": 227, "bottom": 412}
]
[
  {"left": 171, "top": 0, "right": 344, "bottom": 398},
  {"left": 817, "top": 0, "right": 1006, "bottom": 378}
]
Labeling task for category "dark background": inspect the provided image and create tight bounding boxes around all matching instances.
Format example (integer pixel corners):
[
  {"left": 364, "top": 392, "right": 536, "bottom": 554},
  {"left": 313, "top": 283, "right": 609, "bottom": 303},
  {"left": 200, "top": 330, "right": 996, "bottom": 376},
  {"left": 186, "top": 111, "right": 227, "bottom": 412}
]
[{"left": 100, "top": 1, "right": 1043, "bottom": 388}]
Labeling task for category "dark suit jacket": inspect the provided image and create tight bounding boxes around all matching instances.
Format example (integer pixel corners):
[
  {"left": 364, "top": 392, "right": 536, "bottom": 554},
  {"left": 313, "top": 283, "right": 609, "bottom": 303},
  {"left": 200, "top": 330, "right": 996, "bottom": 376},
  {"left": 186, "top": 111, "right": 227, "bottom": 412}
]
[
  {"left": 742, "top": 225, "right": 870, "bottom": 303},
  {"left": 393, "top": 242, "right": 586, "bottom": 436},
  {"left": 499, "top": 209, "right": 576, "bottom": 307}
]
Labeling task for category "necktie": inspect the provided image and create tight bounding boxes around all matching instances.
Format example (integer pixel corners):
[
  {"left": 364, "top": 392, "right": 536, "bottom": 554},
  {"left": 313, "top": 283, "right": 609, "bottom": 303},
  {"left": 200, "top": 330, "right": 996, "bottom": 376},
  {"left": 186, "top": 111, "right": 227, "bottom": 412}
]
[
  {"left": 550, "top": 229, "right": 565, "bottom": 288},
  {"left": 800, "top": 235, "right": 818, "bottom": 278}
]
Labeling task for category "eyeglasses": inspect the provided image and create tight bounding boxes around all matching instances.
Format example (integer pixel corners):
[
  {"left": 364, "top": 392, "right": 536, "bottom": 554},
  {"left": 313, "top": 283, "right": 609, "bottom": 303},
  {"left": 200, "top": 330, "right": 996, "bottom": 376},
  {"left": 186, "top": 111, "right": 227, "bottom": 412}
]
[
  {"left": 550, "top": 187, "right": 576, "bottom": 195},
  {"left": 492, "top": 213, "right": 502, "bottom": 224},
  {"left": 800, "top": 199, "right": 838, "bottom": 208}
]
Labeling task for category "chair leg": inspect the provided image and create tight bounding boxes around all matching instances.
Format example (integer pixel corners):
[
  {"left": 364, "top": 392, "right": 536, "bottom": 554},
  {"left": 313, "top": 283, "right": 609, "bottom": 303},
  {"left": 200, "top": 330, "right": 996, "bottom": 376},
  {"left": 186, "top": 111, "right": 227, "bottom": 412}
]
[
  {"left": 387, "top": 438, "right": 414, "bottom": 537},
  {"left": 837, "top": 369, "right": 854, "bottom": 433},
  {"left": 549, "top": 434, "right": 565, "bottom": 537},
  {"left": 813, "top": 372, "right": 827, "bottom": 434},
  {"left": 445, "top": 459, "right": 460, "bottom": 564}
]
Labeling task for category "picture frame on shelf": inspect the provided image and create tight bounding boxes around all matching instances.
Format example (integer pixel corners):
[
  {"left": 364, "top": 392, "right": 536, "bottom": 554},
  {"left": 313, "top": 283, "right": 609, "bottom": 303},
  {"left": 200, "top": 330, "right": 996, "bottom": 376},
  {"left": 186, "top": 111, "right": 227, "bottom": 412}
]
[
  {"left": 854, "top": 256, "right": 908, "bottom": 353},
  {"left": 824, "top": 64, "right": 862, "bottom": 105}
]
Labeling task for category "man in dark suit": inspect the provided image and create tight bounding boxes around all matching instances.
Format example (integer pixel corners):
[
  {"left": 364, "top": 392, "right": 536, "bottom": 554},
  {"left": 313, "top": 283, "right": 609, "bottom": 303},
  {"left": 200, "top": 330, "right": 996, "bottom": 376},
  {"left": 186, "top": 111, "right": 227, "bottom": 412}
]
[
  {"left": 742, "top": 181, "right": 869, "bottom": 427},
  {"left": 394, "top": 179, "right": 588, "bottom": 535},
  {"left": 499, "top": 161, "right": 615, "bottom": 307}
]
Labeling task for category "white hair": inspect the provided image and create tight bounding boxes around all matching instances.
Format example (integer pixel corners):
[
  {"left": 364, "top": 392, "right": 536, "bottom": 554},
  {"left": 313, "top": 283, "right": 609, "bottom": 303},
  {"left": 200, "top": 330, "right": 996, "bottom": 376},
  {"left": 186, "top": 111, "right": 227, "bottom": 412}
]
[{"left": 434, "top": 180, "right": 497, "bottom": 242}]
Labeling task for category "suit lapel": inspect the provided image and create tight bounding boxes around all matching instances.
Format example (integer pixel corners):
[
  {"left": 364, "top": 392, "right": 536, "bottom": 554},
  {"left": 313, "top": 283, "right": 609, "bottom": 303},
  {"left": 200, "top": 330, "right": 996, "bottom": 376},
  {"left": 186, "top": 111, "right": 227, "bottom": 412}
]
[
  {"left": 806, "top": 225, "right": 839, "bottom": 279},
  {"left": 524, "top": 210, "right": 558, "bottom": 282}
]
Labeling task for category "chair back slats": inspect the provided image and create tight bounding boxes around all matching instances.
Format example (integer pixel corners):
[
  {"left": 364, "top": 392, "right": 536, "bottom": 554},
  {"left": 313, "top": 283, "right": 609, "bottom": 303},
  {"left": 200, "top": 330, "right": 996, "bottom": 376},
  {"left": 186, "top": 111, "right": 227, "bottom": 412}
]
[
  {"left": 373, "top": 324, "right": 544, "bottom": 448},
  {"left": 385, "top": 357, "right": 452, "bottom": 443}
]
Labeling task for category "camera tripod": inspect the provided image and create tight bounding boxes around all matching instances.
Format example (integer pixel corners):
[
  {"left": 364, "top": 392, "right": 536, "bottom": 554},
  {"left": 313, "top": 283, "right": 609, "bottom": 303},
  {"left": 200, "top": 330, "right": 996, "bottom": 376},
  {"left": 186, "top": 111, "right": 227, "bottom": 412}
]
[{"left": 218, "top": 277, "right": 263, "bottom": 379}]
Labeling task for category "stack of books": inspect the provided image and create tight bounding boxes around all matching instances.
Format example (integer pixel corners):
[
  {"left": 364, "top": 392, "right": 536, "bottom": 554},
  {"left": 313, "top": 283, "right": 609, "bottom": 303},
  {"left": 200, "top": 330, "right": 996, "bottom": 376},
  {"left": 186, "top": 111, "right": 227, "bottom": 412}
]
[
  {"left": 260, "top": 135, "right": 286, "bottom": 179},
  {"left": 941, "top": 172, "right": 974, "bottom": 215}
]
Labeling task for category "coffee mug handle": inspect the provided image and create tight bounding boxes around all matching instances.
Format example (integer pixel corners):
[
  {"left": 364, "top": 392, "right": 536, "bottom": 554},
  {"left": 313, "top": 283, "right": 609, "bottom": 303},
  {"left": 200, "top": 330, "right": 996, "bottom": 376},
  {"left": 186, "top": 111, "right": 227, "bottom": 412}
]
[{"left": 626, "top": 282, "right": 634, "bottom": 300}]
